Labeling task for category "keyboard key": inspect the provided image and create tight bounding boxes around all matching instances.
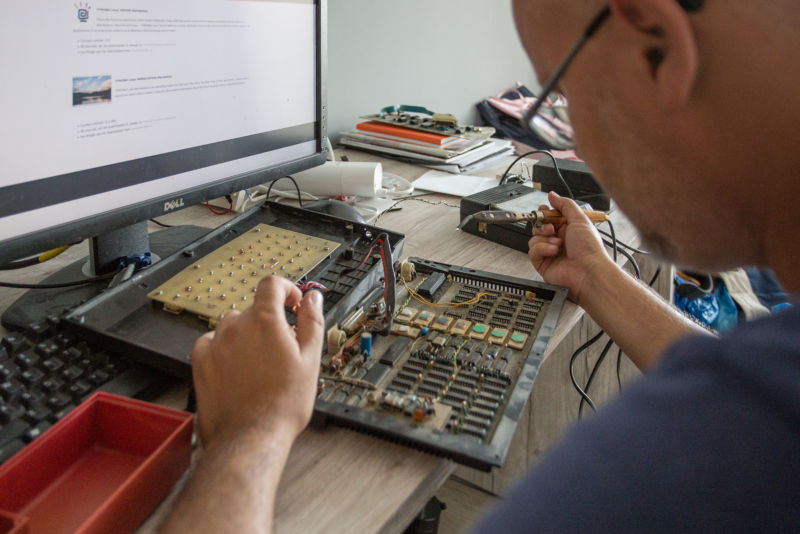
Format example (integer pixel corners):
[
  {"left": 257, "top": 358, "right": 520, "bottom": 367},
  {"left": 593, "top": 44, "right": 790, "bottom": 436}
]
[
  {"left": 0, "top": 403, "right": 22, "bottom": 425},
  {"left": 89, "top": 369, "right": 111, "bottom": 386},
  {"left": 23, "top": 405, "right": 51, "bottom": 424},
  {"left": 20, "top": 368, "right": 45, "bottom": 386},
  {"left": 41, "top": 377, "right": 65, "bottom": 393},
  {"left": 0, "top": 361, "right": 17, "bottom": 380},
  {"left": 0, "top": 346, "right": 7, "bottom": 362},
  {"left": 53, "top": 404, "right": 77, "bottom": 421},
  {"left": 24, "top": 421, "right": 52, "bottom": 443},
  {"left": 0, "top": 420, "right": 28, "bottom": 447},
  {"left": 68, "top": 380, "right": 92, "bottom": 399},
  {"left": 0, "top": 380, "right": 23, "bottom": 401},
  {"left": 35, "top": 340, "right": 59, "bottom": 358},
  {"left": 19, "top": 390, "right": 47, "bottom": 409},
  {"left": 62, "top": 347, "right": 84, "bottom": 361},
  {"left": 2, "top": 334, "right": 30, "bottom": 355},
  {"left": 0, "top": 439, "right": 25, "bottom": 463},
  {"left": 62, "top": 365, "right": 85, "bottom": 381},
  {"left": 47, "top": 392, "right": 72, "bottom": 410},
  {"left": 26, "top": 321, "right": 52, "bottom": 341},
  {"left": 42, "top": 357, "right": 65, "bottom": 373},
  {"left": 14, "top": 351, "right": 39, "bottom": 369}
]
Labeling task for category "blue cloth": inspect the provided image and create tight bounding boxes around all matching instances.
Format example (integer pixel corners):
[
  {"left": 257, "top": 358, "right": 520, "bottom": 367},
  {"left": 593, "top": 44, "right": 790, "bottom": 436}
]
[
  {"left": 472, "top": 303, "right": 800, "bottom": 533},
  {"left": 745, "top": 267, "right": 790, "bottom": 310}
]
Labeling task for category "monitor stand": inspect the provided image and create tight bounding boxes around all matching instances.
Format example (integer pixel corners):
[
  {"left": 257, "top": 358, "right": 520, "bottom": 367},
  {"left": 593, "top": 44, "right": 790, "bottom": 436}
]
[{"left": 1, "top": 222, "right": 210, "bottom": 332}]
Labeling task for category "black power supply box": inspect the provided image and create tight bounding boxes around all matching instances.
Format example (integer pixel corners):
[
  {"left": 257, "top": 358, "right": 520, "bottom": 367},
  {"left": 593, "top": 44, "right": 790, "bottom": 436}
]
[
  {"left": 532, "top": 158, "right": 610, "bottom": 211},
  {"left": 460, "top": 183, "right": 551, "bottom": 253}
]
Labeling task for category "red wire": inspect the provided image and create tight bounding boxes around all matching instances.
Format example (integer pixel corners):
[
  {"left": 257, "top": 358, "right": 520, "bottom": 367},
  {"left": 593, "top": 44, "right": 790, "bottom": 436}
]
[
  {"left": 205, "top": 200, "right": 233, "bottom": 215},
  {"left": 334, "top": 241, "right": 378, "bottom": 291}
]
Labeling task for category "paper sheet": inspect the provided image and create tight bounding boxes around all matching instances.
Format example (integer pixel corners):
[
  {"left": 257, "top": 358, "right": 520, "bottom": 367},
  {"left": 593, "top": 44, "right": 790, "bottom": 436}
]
[{"left": 412, "top": 170, "right": 503, "bottom": 197}]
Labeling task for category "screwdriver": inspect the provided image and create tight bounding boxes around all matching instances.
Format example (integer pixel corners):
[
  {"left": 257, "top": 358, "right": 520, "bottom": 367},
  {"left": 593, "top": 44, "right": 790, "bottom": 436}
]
[{"left": 457, "top": 208, "right": 608, "bottom": 230}]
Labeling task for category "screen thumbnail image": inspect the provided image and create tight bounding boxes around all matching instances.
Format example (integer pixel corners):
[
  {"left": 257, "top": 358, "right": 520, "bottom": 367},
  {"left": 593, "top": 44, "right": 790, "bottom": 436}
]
[{"left": 73, "top": 75, "right": 112, "bottom": 106}]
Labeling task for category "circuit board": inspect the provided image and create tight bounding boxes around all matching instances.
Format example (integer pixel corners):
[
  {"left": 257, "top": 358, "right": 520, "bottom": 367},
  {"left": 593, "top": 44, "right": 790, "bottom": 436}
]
[
  {"left": 66, "top": 203, "right": 565, "bottom": 470},
  {"left": 315, "top": 258, "right": 566, "bottom": 469},
  {"left": 146, "top": 224, "right": 339, "bottom": 327},
  {"left": 361, "top": 111, "right": 495, "bottom": 140}
]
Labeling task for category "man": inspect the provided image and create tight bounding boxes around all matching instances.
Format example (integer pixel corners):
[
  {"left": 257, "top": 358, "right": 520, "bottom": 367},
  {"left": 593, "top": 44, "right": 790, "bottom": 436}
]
[{"left": 161, "top": 0, "right": 800, "bottom": 531}]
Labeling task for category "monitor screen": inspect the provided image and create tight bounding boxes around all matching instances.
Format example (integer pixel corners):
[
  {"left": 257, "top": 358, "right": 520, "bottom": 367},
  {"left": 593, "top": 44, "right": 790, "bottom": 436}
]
[{"left": 0, "top": 0, "right": 326, "bottom": 264}]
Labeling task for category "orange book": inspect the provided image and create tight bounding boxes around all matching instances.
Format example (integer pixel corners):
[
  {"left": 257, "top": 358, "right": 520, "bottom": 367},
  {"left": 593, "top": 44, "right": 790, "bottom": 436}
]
[{"left": 356, "top": 121, "right": 455, "bottom": 146}]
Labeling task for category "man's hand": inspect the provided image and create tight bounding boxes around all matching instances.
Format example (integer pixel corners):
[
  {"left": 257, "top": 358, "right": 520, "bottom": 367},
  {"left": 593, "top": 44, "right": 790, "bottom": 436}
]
[
  {"left": 191, "top": 275, "right": 324, "bottom": 447},
  {"left": 528, "top": 191, "right": 613, "bottom": 303}
]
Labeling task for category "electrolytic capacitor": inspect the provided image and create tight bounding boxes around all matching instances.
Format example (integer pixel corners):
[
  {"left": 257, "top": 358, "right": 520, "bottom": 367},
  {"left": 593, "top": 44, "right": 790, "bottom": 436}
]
[{"left": 360, "top": 332, "right": 373, "bottom": 357}]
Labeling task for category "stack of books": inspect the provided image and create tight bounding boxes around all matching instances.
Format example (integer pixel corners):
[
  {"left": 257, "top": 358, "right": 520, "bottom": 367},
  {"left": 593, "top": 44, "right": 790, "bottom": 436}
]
[{"left": 340, "top": 121, "right": 513, "bottom": 174}]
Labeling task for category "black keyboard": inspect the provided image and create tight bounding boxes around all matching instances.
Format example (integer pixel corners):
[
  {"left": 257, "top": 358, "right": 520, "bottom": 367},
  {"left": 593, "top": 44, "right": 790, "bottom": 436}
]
[{"left": 0, "top": 319, "right": 172, "bottom": 464}]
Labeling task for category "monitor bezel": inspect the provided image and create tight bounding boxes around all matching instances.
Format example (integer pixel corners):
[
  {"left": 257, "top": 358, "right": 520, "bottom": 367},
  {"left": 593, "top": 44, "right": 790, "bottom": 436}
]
[{"left": 0, "top": 0, "right": 327, "bottom": 265}]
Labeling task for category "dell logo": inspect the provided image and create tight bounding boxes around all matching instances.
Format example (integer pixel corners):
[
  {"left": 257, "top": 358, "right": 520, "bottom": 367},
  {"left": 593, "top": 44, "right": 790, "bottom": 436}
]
[{"left": 163, "top": 198, "right": 185, "bottom": 212}]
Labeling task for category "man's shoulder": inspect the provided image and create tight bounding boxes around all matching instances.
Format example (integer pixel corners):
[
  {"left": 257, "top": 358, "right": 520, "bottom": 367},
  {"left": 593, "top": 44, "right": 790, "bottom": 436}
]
[
  {"left": 659, "top": 305, "right": 800, "bottom": 422},
  {"left": 471, "top": 306, "right": 800, "bottom": 534}
]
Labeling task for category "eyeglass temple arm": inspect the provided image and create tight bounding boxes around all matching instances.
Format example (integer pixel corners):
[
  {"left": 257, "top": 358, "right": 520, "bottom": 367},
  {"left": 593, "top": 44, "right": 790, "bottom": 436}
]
[{"left": 526, "top": 6, "right": 612, "bottom": 120}]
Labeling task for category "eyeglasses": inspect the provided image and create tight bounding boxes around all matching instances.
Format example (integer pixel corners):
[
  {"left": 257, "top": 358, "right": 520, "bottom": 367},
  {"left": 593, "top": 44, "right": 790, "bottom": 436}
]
[{"left": 521, "top": 6, "right": 611, "bottom": 150}]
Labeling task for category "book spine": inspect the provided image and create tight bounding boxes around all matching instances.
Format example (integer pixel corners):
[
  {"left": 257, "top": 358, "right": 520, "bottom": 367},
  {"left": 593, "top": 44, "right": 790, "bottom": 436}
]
[
  {"left": 342, "top": 132, "right": 456, "bottom": 158},
  {"left": 356, "top": 121, "right": 449, "bottom": 145}
]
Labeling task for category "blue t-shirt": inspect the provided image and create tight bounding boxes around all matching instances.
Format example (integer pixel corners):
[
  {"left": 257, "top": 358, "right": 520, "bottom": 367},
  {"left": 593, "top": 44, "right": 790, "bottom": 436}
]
[{"left": 473, "top": 304, "right": 800, "bottom": 533}]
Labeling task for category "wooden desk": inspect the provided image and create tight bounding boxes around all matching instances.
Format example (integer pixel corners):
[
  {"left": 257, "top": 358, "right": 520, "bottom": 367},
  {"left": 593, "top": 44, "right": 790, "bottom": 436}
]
[{"left": 0, "top": 152, "right": 670, "bottom": 533}]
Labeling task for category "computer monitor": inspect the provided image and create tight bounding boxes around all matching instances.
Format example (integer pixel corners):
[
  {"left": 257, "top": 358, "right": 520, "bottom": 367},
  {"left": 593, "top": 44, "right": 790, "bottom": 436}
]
[{"left": 0, "top": 0, "right": 327, "bottom": 271}]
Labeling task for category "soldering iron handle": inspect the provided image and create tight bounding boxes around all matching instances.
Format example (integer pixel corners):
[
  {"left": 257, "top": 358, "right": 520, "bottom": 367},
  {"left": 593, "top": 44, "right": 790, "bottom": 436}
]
[{"left": 540, "top": 209, "right": 609, "bottom": 225}]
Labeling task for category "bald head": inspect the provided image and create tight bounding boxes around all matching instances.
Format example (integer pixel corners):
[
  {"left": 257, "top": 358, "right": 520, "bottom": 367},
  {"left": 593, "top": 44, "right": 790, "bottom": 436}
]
[{"left": 512, "top": 0, "right": 800, "bottom": 289}]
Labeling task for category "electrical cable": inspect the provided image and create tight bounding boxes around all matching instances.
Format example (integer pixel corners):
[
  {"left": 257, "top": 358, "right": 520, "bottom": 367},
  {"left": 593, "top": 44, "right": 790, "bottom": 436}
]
[
  {"left": 266, "top": 176, "right": 303, "bottom": 206},
  {"left": 602, "top": 238, "right": 641, "bottom": 279},
  {"left": 0, "top": 246, "right": 73, "bottom": 271},
  {"left": 579, "top": 338, "right": 614, "bottom": 417},
  {"left": 615, "top": 265, "right": 663, "bottom": 390},
  {"left": 374, "top": 195, "right": 460, "bottom": 224},
  {"left": 149, "top": 219, "right": 173, "bottom": 228},
  {"left": 606, "top": 219, "right": 618, "bottom": 263},
  {"left": 205, "top": 199, "right": 233, "bottom": 215},
  {"left": 0, "top": 272, "right": 116, "bottom": 289},
  {"left": 569, "top": 330, "right": 604, "bottom": 415},
  {"left": 499, "top": 150, "right": 575, "bottom": 199},
  {"left": 598, "top": 230, "right": 649, "bottom": 255}
]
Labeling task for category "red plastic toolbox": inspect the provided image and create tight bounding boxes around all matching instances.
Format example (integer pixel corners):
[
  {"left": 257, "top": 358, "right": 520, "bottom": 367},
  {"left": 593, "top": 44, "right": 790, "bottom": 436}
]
[{"left": 0, "top": 393, "right": 193, "bottom": 534}]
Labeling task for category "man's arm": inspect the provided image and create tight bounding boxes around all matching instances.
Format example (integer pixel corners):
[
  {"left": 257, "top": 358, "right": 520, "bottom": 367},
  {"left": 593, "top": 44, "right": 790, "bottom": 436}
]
[
  {"left": 158, "top": 276, "right": 324, "bottom": 534},
  {"left": 529, "top": 192, "right": 710, "bottom": 370}
]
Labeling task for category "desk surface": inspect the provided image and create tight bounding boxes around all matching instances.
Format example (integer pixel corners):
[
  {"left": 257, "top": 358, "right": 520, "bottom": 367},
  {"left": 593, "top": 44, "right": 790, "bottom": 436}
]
[{"left": 0, "top": 151, "right": 646, "bottom": 533}]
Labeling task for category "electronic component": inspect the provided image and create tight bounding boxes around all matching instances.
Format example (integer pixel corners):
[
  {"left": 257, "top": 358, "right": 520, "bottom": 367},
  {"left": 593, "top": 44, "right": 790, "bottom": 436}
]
[
  {"left": 532, "top": 157, "right": 610, "bottom": 211},
  {"left": 413, "top": 311, "right": 435, "bottom": 328},
  {"left": 489, "top": 328, "right": 508, "bottom": 345},
  {"left": 326, "top": 326, "right": 347, "bottom": 356},
  {"left": 450, "top": 319, "right": 471, "bottom": 336},
  {"left": 396, "top": 307, "right": 418, "bottom": 324},
  {"left": 341, "top": 308, "right": 366, "bottom": 335},
  {"left": 380, "top": 338, "right": 412, "bottom": 367},
  {"left": 507, "top": 332, "right": 528, "bottom": 350},
  {"left": 67, "top": 205, "right": 566, "bottom": 471},
  {"left": 390, "top": 324, "right": 420, "bottom": 338},
  {"left": 147, "top": 224, "right": 339, "bottom": 327},
  {"left": 431, "top": 316, "right": 454, "bottom": 331},
  {"left": 360, "top": 332, "right": 373, "bottom": 357},
  {"left": 399, "top": 261, "right": 416, "bottom": 282},
  {"left": 469, "top": 324, "right": 490, "bottom": 340},
  {"left": 417, "top": 272, "right": 446, "bottom": 298}
]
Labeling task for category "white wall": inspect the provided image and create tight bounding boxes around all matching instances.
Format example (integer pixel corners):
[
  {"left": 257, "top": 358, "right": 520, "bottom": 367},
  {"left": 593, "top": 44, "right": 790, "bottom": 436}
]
[{"left": 327, "top": 0, "right": 538, "bottom": 140}]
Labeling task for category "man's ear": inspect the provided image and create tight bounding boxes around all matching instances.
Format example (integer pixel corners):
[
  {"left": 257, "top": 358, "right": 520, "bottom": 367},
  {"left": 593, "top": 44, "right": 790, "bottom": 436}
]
[{"left": 608, "top": 0, "right": 699, "bottom": 110}]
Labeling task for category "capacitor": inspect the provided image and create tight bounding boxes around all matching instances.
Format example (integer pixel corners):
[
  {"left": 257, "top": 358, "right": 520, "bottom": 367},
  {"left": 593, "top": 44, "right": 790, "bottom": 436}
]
[{"left": 360, "top": 332, "right": 373, "bottom": 357}]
